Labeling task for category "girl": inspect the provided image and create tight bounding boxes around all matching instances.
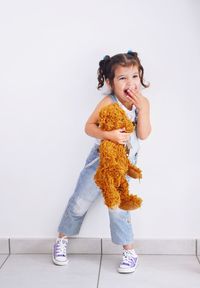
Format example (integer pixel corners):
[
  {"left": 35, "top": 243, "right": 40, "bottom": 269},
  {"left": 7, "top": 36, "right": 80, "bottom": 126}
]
[{"left": 52, "top": 51, "right": 151, "bottom": 273}]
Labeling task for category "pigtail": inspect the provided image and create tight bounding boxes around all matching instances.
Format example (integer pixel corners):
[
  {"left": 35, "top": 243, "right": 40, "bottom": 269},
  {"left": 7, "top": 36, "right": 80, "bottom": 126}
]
[{"left": 97, "top": 55, "right": 111, "bottom": 89}]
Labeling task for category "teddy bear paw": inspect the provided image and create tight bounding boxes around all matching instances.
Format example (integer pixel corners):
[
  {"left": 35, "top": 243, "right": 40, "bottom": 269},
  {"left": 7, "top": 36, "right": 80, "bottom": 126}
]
[
  {"left": 119, "top": 195, "right": 143, "bottom": 211},
  {"left": 128, "top": 166, "right": 142, "bottom": 179}
]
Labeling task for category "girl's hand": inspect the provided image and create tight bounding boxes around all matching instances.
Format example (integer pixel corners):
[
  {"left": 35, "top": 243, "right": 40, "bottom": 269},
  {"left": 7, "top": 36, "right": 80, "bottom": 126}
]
[
  {"left": 104, "top": 128, "right": 131, "bottom": 145},
  {"left": 125, "top": 88, "right": 152, "bottom": 139},
  {"left": 125, "top": 88, "right": 147, "bottom": 111}
]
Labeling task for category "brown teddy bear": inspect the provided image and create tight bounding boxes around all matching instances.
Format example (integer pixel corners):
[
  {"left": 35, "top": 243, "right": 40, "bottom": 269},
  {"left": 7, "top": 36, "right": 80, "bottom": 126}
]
[{"left": 94, "top": 102, "right": 143, "bottom": 211}]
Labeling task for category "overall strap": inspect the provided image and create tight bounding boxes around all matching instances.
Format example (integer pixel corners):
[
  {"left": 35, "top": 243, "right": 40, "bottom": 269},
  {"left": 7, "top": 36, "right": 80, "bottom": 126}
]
[{"left": 109, "top": 94, "right": 118, "bottom": 103}]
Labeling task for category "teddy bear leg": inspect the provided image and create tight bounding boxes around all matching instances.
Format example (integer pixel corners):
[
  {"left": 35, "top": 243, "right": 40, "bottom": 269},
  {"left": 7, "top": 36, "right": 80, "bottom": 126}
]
[
  {"left": 95, "top": 166, "right": 121, "bottom": 209},
  {"left": 99, "top": 175, "right": 121, "bottom": 209},
  {"left": 101, "top": 187, "right": 121, "bottom": 209},
  {"left": 118, "top": 177, "right": 143, "bottom": 211}
]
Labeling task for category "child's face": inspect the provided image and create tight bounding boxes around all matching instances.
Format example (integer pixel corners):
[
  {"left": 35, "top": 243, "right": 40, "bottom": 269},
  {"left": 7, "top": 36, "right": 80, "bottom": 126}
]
[{"left": 108, "top": 65, "right": 141, "bottom": 101}]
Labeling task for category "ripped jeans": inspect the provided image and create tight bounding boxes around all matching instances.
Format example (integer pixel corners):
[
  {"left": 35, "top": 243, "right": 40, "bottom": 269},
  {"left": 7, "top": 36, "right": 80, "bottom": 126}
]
[{"left": 58, "top": 144, "right": 138, "bottom": 245}]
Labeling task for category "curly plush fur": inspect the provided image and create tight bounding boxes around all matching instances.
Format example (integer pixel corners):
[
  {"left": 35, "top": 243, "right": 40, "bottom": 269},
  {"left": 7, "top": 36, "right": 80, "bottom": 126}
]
[{"left": 94, "top": 103, "right": 143, "bottom": 211}]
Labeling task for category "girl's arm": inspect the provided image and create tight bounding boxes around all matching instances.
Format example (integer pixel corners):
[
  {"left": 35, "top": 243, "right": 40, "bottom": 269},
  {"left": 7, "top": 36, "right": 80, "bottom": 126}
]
[
  {"left": 84, "top": 96, "right": 112, "bottom": 140},
  {"left": 125, "top": 89, "right": 152, "bottom": 140},
  {"left": 136, "top": 96, "right": 152, "bottom": 140}
]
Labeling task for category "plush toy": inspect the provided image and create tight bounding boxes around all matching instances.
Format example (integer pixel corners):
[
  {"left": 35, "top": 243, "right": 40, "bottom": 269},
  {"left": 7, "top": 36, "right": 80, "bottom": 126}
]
[{"left": 94, "top": 102, "right": 143, "bottom": 211}]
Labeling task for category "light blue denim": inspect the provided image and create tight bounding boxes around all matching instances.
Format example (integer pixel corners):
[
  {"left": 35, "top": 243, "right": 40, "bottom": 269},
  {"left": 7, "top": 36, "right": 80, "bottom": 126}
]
[{"left": 58, "top": 95, "right": 139, "bottom": 245}]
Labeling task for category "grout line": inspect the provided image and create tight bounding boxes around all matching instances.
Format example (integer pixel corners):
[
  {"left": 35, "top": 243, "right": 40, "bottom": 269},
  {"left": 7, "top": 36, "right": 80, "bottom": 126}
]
[
  {"left": 195, "top": 239, "right": 198, "bottom": 256},
  {"left": 195, "top": 239, "right": 197, "bottom": 255},
  {"left": 8, "top": 238, "right": 11, "bottom": 255},
  {"left": 0, "top": 238, "right": 11, "bottom": 269},
  {"left": 196, "top": 255, "right": 200, "bottom": 265},
  {"left": 196, "top": 238, "right": 200, "bottom": 264},
  {"left": 0, "top": 254, "right": 10, "bottom": 270},
  {"left": 96, "top": 239, "right": 103, "bottom": 288}
]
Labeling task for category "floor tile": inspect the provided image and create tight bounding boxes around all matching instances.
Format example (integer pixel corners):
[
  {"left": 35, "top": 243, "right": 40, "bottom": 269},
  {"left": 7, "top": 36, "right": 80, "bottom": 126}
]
[
  {"left": 0, "top": 255, "right": 9, "bottom": 267},
  {"left": 99, "top": 255, "right": 200, "bottom": 288},
  {"left": 0, "top": 254, "right": 100, "bottom": 288}
]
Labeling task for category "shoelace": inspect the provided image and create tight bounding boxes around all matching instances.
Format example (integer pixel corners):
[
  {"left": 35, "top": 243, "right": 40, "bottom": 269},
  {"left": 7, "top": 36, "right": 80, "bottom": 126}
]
[
  {"left": 55, "top": 238, "right": 68, "bottom": 256},
  {"left": 122, "top": 250, "right": 137, "bottom": 266}
]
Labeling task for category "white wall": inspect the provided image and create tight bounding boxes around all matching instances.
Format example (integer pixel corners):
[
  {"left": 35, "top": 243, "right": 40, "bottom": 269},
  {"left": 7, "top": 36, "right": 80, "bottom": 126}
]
[{"left": 0, "top": 0, "right": 199, "bottom": 239}]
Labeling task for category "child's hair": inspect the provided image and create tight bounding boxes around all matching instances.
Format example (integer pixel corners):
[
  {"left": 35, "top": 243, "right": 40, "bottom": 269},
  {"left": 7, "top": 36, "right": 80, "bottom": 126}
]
[{"left": 97, "top": 51, "right": 149, "bottom": 90}]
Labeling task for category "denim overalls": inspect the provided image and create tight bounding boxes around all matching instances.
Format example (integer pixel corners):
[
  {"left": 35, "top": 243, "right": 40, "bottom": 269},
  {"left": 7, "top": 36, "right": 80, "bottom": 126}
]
[{"left": 58, "top": 94, "right": 140, "bottom": 245}]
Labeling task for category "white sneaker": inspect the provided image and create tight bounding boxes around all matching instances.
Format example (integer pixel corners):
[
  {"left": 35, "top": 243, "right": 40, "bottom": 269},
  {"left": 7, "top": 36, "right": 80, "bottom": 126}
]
[
  {"left": 118, "top": 249, "right": 138, "bottom": 273},
  {"left": 52, "top": 236, "right": 69, "bottom": 266}
]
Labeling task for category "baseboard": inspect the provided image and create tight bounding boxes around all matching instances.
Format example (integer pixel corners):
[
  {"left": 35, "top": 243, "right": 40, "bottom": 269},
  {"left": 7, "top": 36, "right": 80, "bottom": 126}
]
[{"left": 0, "top": 238, "right": 199, "bottom": 255}]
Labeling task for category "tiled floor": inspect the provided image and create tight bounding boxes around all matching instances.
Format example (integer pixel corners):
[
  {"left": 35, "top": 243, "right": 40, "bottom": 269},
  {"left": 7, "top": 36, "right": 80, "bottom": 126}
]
[{"left": 0, "top": 253, "right": 200, "bottom": 288}]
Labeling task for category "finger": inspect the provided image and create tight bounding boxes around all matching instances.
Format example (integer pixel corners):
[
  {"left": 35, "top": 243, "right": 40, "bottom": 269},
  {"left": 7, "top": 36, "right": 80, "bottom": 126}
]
[
  {"left": 122, "top": 135, "right": 130, "bottom": 141},
  {"left": 127, "top": 88, "right": 138, "bottom": 97},
  {"left": 121, "top": 134, "right": 128, "bottom": 139},
  {"left": 126, "top": 90, "right": 137, "bottom": 100},
  {"left": 126, "top": 96, "right": 137, "bottom": 107},
  {"left": 126, "top": 89, "right": 134, "bottom": 98},
  {"left": 119, "top": 127, "right": 126, "bottom": 132},
  {"left": 127, "top": 93, "right": 139, "bottom": 104},
  {"left": 126, "top": 95, "right": 134, "bottom": 102},
  {"left": 132, "top": 91, "right": 141, "bottom": 99},
  {"left": 126, "top": 95, "right": 135, "bottom": 103},
  {"left": 122, "top": 139, "right": 128, "bottom": 143},
  {"left": 129, "top": 92, "right": 138, "bottom": 99}
]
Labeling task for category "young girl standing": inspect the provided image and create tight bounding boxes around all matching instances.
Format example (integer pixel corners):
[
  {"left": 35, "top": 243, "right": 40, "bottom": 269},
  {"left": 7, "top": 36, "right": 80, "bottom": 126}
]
[{"left": 52, "top": 51, "right": 151, "bottom": 273}]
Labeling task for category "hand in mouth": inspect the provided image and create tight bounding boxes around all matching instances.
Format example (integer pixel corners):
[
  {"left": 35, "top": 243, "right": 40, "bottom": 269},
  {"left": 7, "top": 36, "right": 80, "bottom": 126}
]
[
  {"left": 124, "top": 86, "right": 138, "bottom": 96},
  {"left": 124, "top": 88, "right": 132, "bottom": 97}
]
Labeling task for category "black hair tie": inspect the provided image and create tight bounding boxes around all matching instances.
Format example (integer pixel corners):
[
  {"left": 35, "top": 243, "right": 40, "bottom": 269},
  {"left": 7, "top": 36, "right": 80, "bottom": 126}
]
[
  {"left": 103, "top": 55, "right": 110, "bottom": 61},
  {"left": 127, "top": 50, "right": 138, "bottom": 57}
]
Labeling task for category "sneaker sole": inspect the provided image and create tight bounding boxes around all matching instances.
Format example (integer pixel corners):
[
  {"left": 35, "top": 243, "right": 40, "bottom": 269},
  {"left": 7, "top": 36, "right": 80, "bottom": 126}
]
[
  {"left": 117, "top": 258, "right": 138, "bottom": 274},
  {"left": 52, "top": 247, "right": 69, "bottom": 266},
  {"left": 52, "top": 257, "right": 69, "bottom": 266}
]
